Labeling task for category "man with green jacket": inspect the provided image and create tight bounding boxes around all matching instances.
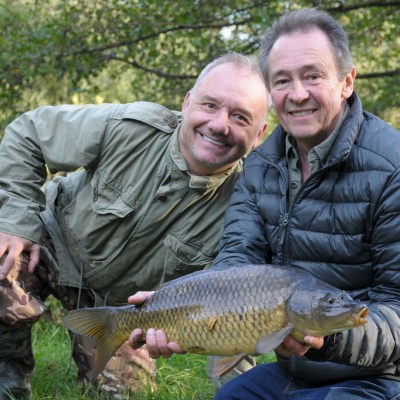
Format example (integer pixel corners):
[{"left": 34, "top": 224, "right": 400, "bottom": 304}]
[{"left": 0, "top": 52, "right": 269, "bottom": 399}]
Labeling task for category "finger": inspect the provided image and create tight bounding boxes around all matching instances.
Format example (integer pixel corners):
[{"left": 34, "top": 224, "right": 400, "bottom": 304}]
[
  {"left": 0, "top": 253, "right": 17, "bottom": 280},
  {"left": 27, "top": 245, "right": 40, "bottom": 273},
  {"left": 155, "top": 330, "right": 173, "bottom": 359},
  {"left": 303, "top": 335, "right": 324, "bottom": 350},
  {"left": 128, "top": 291, "right": 147, "bottom": 304},
  {"left": 146, "top": 328, "right": 161, "bottom": 359},
  {"left": 167, "top": 342, "right": 186, "bottom": 355},
  {"left": 128, "top": 328, "right": 145, "bottom": 349},
  {"left": 0, "top": 242, "right": 8, "bottom": 259},
  {"left": 288, "top": 342, "right": 310, "bottom": 357},
  {"left": 280, "top": 336, "right": 310, "bottom": 357},
  {"left": 128, "top": 291, "right": 155, "bottom": 305}
]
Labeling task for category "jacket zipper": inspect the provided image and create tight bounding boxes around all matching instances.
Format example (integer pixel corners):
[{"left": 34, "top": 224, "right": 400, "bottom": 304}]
[
  {"left": 281, "top": 212, "right": 289, "bottom": 265},
  {"left": 280, "top": 151, "right": 349, "bottom": 266}
]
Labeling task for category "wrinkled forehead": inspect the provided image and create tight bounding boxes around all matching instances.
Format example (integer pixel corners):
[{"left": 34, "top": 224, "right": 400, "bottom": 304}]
[{"left": 268, "top": 29, "right": 338, "bottom": 74}]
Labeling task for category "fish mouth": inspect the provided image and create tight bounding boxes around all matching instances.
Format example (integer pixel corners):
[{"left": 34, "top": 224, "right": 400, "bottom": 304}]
[{"left": 354, "top": 306, "right": 368, "bottom": 327}]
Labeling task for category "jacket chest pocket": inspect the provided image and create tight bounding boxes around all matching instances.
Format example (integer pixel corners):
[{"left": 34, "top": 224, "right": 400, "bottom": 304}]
[
  {"left": 61, "top": 172, "right": 136, "bottom": 256},
  {"left": 165, "top": 231, "right": 215, "bottom": 268},
  {"left": 91, "top": 172, "right": 136, "bottom": 218},
  {"left": 131, "top": 231, "right": 217, "bottom": 292}
]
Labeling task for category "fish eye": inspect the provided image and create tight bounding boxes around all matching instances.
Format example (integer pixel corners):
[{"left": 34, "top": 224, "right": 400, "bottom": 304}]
[{"left": 328, "top": 296, "right": 336, "bottom": 305}]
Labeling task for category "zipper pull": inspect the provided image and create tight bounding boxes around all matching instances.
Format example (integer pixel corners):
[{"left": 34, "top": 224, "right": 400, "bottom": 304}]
[{"left": 282, "top": 212, "right": 288, "bottom": 226}]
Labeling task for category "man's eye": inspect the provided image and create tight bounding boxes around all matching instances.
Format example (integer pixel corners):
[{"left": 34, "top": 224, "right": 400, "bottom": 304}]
[
  {"left": 233, "top": 114, "right": 249, "bottom": 124},
  {"left": 205, "top": 103, "right": 216, "bottom": 109},
  {"left": 274, "top": 79, "right": 289, "bottom": 87},
  {"left": 307, "top": 73, "right": 320, "bottom": 81}
]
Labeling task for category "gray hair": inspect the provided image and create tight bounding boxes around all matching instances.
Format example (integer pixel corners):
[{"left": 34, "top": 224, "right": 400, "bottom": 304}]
[
  {"left": 192, "top": 52, "right": 267, "bottom": 94},
  {"left": 259, "top": 8, "right": 354, "bottom": 88}
]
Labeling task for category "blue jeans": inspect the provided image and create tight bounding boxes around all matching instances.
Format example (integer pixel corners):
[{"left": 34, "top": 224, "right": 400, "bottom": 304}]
[{"left": 214, "top": 362, "right": 400, "bottom": 400}]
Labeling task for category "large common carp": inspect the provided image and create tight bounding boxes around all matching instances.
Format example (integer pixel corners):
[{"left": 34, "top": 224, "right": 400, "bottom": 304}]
[{"left": 63, "top": 264, "right": 368, "bottom": 381}]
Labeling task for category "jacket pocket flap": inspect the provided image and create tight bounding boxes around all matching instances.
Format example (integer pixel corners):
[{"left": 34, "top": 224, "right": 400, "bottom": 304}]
[
  {"left": 91, "top": 172, "right": 135, "bottom": 218},
  {"left": 164, "top": 231, "right": 215, "bottom": 266}
]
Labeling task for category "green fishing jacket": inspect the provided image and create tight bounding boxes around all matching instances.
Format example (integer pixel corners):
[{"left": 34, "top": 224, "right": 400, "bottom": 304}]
[{"left": 0, "top": 101, "right": 242, "bottom": 305}]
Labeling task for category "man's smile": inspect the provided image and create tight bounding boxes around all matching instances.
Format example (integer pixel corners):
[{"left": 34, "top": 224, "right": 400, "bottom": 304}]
[
  {"left": 200, "top": 133, "right": 228, "bottom": 148},
  {"left": 289, "top": 109, "right": 316, "bottom": 117}
]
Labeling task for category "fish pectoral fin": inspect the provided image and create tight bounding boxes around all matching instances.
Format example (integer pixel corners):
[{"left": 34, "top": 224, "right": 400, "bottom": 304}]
[
  {"left": 211, "top": 354, "right": 246, "bottom": 378},
  {"left": 208, "top": 316, "right": 218, "bottom": 331},
  {"left": 255, "top": 326, "right": 292, "bottom": 354}
]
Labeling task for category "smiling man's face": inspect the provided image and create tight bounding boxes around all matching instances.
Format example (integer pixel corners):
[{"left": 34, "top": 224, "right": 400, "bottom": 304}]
[
  {"left": 179, "top": 62, "right": 268, "bottom": 176},
  {"left": 268, "top": 28, "right": 355, "bottom": 152}
]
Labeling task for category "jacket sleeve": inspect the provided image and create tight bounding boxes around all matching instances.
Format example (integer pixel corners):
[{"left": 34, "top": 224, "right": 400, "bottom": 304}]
[
  {"left": 0, "top": 103, "right": 117, "bottom": 243},
  {"left": 308, "top": 166, "right": 400, "bottom": 370},
  {"left": 212, "top": 156, "right": 271, "bottom": 268}
]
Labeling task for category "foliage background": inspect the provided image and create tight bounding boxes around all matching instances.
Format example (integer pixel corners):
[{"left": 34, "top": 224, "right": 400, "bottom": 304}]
[
  {"left": 0, "top": 0, "right": 399, "bottom": 136},
  {"left": 0, "top": 1, "right": 398, "bottom": 397}
]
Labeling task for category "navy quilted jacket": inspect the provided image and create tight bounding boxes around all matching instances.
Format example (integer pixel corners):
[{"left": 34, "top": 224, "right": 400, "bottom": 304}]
[{"left": 213, "top": 92, "right": 400, "bottom": 382}]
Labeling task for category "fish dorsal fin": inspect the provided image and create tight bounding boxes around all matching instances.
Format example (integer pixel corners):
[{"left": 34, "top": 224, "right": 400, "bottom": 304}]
[
  {"left": 255, "top": 326, "right": 292, "bottom": 354},
  {"left": 211, "top": 354, "right": 246, "bottom": 378},
  {"left": 156, "top": 264, "right": 253, "bottom": 290}
]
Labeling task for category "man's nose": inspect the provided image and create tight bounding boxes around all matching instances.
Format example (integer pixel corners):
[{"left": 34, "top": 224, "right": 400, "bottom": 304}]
[
  {"left": 288, "top": 79, "right": 309, "bottom": 103},
  {"left": 208, "top": 110, "right": 230, "bottom": 135}
]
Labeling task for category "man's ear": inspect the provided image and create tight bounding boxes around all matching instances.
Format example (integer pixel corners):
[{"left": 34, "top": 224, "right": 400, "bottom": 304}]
[
  {"left": 253, "top": 122, "right": 268, "bottom": 149},
  {"left": 182, "top": 92, "right": 192, "bottom": 113},
  {"left": 342, "top": 66, "right": 356, "bottom": 100}
]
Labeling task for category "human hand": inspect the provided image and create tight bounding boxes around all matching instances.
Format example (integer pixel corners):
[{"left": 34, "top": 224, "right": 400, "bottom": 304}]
[
  {"left": 275, "top": 334, "right": 324, "bottom": 358},
  {"left": 0, "top": 233, "right": 40, "bottom": 280},
  {"left": 127, "top": 291, "right": 186, "bottom": 358},
  {"left": 127, "top": 291, "right": 155, "bottom": 350},
  {"left": 128, "top": 290, "right": 155, "bottom": 306},
  {"left": 129, "top": 328, "right": 186, "bottom": 359}
]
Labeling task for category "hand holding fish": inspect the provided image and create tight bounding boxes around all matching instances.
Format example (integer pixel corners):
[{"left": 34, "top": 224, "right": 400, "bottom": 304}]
[
  {"left": 63, "top": 264, "right": 368, "bottom": 381},
  {"left": 128, "top": 290, "right": 185, "bottom": 358},
  {"left": 275, "top": 334, "right": 324, "bottom": 358}
]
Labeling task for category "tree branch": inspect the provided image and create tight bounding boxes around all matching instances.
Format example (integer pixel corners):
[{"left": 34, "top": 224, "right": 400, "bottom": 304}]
[
  {"left": 63, "top": 1, "right": 271, "bottom": 58},
  {"left": 357, "top": 69, "right": 400, "bottom": 79},
  {"left": 327, "top": 1, "right": 400, "bottom": 13},
  {"left": 109, "top": 56, "right": 198, "bottom": 80},
  {"left": 110, "top": 54, "right": 400, "bottom": 82},
  {"left": 68, "top": 18, "right": 253, "bottom": 57}
]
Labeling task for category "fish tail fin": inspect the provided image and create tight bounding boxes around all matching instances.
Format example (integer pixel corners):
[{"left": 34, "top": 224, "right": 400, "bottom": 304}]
[{"left": 63, "top": 307, "right": 124, "bottom": 381}]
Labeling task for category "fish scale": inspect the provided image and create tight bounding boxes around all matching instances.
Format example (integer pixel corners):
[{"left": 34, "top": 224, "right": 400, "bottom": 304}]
[
  {"left": 126, "top": 265, "right": 288, "bottom": 353},
  {"left": 64, "top": 263, "right": 368, "bottom": 381}
]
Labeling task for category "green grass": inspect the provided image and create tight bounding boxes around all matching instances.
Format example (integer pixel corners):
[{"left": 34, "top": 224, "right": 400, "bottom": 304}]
[{"left": 31, "top": 301, "right": 276, "bottom": 399}]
